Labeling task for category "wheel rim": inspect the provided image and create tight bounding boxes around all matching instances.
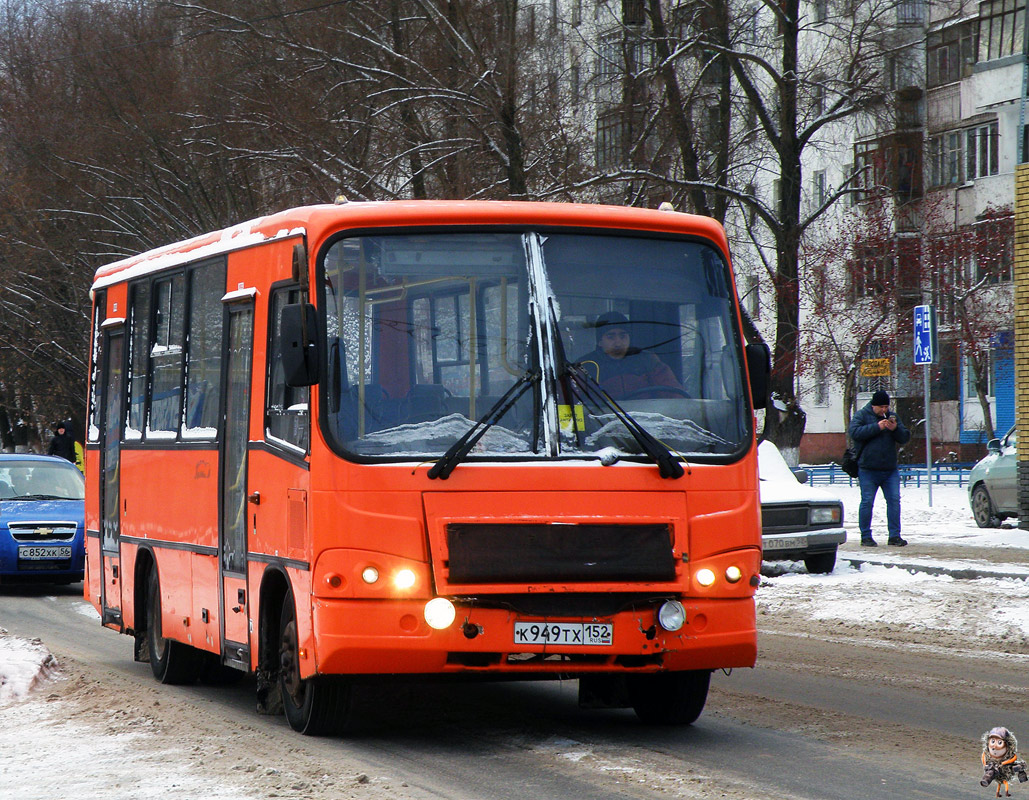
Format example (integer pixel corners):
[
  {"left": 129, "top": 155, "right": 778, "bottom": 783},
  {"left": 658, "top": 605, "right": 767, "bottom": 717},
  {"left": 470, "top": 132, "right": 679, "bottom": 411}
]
[
  {"left": 279, "top": 618, "right": 306, "bottom": 707},
  {"left": 973, "top": 488, "right": 991, "bottom": 525}
]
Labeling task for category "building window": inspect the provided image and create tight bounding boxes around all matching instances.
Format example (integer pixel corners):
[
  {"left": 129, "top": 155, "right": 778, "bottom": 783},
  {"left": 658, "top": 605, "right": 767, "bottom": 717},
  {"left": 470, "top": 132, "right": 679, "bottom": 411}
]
[
  {"left": 897, "top": 0, "right": 924, "bottom": 25},
  {"left": 572, "top": 0, "right": 582, "bottom": 26},
  {"left": 850, "top": 243, "right": 890, "bottom": 300},
  {"left": 927, "top": 21, "right": 978, "bottom": 87},
  {"left": 811, "top": 170, "right": 826, "bottom": 209},
  {"left": 811, "top": 79, "right": 825, "bottom": 115},
  {"left": 812, "top": 0, "right": 828, "bottom": 23},
  {"left": 813, "top": 365, "right": 829, "bottom": 406},
  {"left": 965, "top": 353, "right": 994, "bottom": 399},
  {"left": 852, "top": 144, "right": 878, "bottom": 202},
  {"left": 930, "top": 241, "right": 964, "bottom": 325},
  {"left": 858, "top": 341, "right": 890, "bottom": 394},
  {"left": 596, "top": 110, "right": 629, "bottom": 169},
  {"left": 741, "top": 274, "right": 760, "bottom": 319},
  {"left": 928, "top": 131, "right": 963, "bottom": 187},
  {"left": 978, "top": 0, "right": 1026, "bottom": 62},
  {"left": 622, "top": 0, "right": 645, "bottom": 24},
  {"left": 965, "top": 122, "right": 999, "bottom": 180}
]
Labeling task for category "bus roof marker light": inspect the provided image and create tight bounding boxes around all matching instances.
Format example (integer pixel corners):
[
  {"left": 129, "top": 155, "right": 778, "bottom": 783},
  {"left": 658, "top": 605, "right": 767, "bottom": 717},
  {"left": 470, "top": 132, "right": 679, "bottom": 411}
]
[
  {"left": 658, "top": 601, "right": 686, "bottom": 632},
  {"left": 424, "top": 598, "right": 456, "bottom": 630}
]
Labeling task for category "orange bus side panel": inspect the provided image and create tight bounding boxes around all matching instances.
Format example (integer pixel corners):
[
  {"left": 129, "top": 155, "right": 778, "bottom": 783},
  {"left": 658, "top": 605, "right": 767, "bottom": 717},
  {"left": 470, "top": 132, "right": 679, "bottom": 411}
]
[{"left": 118, "top": 448, "right": 218, "bottom": 639}]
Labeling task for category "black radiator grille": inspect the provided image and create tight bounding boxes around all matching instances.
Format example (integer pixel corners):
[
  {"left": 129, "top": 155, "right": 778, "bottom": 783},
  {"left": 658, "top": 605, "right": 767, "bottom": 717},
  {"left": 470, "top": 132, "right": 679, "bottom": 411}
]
[
  {"left": 761, "top": 504, "right": 808, "bottom": 531},
  {"left": 446, "top": 523, "right": 675, "bottom": 583}
]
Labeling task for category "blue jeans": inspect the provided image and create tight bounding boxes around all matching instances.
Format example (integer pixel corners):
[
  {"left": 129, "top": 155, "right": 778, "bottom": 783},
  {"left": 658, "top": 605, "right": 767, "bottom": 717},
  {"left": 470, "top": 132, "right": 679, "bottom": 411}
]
[{"left": 857, "top": 468, "right": 901, "bottom": 540}]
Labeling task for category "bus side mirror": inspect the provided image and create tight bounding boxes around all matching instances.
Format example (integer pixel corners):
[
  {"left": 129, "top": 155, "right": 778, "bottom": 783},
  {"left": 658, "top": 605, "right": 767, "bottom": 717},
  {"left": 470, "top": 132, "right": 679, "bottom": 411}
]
[
  {"left": 745, "top": 343, "right": 770, "bottom": 410},
  {"left": 280, "top": 303, "right": 320, "bottom": 387}
]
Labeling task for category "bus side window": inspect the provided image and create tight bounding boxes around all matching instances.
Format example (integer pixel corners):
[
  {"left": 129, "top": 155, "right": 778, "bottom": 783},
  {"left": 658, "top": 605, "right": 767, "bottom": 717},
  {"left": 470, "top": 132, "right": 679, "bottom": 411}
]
[
  {"left": 148, "top": 274, "right": 185, "bottom": 437},
  {"left": 267, "top": 287, "right": 310, "bottom": 452},
  {"left": 183, "top": 262, "right": 226, "bottom": 439}
]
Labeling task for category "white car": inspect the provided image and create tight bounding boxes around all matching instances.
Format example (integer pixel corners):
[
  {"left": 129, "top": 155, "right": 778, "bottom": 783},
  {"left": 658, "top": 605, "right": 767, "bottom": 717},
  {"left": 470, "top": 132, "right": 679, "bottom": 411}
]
[
  {"left": 968, "top": 426, "right": 1017, "bottom": 527},
  {"left": 758, "top": 441, "right": 846, "bottom": 574}
]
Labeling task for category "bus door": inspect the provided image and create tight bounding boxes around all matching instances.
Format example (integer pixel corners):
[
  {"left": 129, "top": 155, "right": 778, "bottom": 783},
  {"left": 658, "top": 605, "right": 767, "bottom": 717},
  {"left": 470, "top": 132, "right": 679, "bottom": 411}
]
[
  {"left": 219, "top": 303, "right": 254, "bottom": 669},
  {"left": 99, "top": 326, "right": 125, "bottom": 628}
]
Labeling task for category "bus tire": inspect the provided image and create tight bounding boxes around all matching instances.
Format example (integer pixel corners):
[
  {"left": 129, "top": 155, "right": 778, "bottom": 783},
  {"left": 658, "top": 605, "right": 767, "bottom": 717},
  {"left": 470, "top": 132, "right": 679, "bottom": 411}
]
[
  {"left": 146, "top": 568, "right": 203, "bottom": 685},
  {"left": 628, "top": 669, "right": 710, "bottom": 725},
  {"left": 278, "top": 594, "right": 351, "bottom": 735}
]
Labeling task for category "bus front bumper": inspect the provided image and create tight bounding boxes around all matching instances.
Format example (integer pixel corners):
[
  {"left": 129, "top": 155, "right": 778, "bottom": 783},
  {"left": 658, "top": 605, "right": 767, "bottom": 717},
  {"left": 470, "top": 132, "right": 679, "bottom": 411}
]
[{"left": 309, "top": 595, "right": 757, "bottom": 677}]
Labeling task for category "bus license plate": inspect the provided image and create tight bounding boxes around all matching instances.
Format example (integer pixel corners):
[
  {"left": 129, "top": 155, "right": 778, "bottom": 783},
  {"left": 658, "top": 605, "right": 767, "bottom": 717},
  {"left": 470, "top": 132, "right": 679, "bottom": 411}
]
[
  {"left": 513, "top": 622, "right": 613, "bottom": 647},
  {"left": 19, "top": 545, "right": 72, "bottom": 560}
]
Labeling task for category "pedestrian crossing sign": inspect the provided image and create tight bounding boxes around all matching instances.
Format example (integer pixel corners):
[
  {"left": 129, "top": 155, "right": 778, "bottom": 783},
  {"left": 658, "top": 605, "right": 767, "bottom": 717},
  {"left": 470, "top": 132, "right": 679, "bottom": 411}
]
[{"left": 913, "top": 305, "right": 934, "bottom": 365}]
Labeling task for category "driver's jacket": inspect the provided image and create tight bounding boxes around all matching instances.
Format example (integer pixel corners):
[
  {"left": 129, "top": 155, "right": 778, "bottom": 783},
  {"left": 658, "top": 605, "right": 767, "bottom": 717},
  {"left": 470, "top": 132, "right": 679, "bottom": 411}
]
[{"left": 577, "top": 347, "right": 682, "bottom": 400}]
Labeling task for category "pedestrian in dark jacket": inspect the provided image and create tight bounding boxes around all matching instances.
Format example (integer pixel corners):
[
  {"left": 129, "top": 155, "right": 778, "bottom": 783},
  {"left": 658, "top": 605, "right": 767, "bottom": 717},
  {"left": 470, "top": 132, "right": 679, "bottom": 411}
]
[
  {"left": 847, "top": 390, "right": 911, "bottom": 547},
  {"left": 577, "top": 311, "right": 682, "bottom": 399},
  {"left": 47, "top": 421, "right": 76, "bottom": 463}
]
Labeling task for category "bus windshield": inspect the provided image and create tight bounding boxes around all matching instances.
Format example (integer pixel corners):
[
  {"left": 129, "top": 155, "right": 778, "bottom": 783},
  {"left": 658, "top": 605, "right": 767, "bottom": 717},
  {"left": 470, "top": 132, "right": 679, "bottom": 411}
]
[{"left": 320, "top": 230, "right": 749, "bottom": 462}]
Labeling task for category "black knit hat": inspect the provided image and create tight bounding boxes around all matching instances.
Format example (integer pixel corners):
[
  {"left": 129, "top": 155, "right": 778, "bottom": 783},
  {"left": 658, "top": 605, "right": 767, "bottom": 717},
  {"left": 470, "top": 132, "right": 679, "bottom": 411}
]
[
  {"left": 594, "top": 311, "right": 629, "bottom": 342},
  {"left": 871, "top": 390, "right": 890, "bottom": 406}
]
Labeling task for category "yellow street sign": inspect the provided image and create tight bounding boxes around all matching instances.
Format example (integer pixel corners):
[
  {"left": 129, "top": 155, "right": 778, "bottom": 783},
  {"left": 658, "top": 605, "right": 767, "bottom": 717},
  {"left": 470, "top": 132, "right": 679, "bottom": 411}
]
[{"left": 860, "top": 358, "right": 891, "bottom": 377}]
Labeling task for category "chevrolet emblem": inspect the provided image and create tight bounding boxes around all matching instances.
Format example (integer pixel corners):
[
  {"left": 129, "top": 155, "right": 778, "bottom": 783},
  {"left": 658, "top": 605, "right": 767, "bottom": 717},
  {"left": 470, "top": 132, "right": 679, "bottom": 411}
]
[{"left": 34, "top": 527, "right": 54, "bottom": 537}]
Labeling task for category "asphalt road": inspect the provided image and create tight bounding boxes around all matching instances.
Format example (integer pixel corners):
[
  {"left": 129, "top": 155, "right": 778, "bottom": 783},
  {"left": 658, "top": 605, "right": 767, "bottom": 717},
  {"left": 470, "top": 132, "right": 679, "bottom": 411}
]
[{"left": 0, "top": 584, "right": 1012, "bottom": 800}]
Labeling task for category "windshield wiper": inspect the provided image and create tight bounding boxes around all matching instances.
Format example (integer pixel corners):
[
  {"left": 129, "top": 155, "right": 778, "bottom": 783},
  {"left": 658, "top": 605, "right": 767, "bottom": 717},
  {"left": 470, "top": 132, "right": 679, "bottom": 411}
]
[
  {"left": 427, "top": 370, "right": 540, "bottom": 480},
  {"left": 8, "top": 494, "right": 68, "bottom": 501},
  {"left": 564, "top": 361, "right": 685, "bottom": 479}
]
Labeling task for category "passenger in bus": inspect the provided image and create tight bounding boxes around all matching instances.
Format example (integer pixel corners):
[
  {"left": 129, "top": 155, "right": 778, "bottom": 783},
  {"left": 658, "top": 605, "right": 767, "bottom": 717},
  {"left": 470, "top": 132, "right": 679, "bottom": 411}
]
[{"left": 577, "top": 311, "right": 683, "bottom": 400}]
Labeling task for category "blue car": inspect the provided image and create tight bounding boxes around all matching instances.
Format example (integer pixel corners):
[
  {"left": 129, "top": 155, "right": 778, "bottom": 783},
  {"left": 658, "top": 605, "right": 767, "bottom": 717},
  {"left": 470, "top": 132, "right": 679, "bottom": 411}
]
[{"left": 0, "top": 454, "right": 86, "bottom": 584}]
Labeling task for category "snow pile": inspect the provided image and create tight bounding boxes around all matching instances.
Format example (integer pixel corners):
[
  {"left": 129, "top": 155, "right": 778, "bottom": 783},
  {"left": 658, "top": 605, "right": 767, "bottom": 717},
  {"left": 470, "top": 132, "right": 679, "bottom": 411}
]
[{"left": 0, "top": 632, "right": 58, "bottom": 705}]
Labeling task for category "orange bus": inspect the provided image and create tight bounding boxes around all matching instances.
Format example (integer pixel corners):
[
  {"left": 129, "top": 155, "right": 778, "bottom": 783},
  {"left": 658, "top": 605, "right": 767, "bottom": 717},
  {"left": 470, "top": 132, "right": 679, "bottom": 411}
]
[{"left": 85, "top": 200, "right": 769, "bottom": 734}]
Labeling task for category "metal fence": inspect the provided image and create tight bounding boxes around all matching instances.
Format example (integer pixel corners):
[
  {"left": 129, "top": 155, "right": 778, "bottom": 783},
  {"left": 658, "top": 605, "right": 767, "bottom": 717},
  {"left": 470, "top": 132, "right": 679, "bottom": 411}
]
[{"left": 804, "top": 463, "right": 974, "bottom": 488}]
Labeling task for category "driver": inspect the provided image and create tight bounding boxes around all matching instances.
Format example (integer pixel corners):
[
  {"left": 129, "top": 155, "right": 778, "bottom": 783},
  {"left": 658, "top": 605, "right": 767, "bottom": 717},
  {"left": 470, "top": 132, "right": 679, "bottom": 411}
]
[{"left": 577, "top": 311, "right": 682, "bottom": 400}]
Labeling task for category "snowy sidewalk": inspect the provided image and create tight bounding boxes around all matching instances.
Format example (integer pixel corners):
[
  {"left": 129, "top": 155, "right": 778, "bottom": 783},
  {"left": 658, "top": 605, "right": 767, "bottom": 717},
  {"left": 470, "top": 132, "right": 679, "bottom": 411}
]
[{"left": 809, "top": 483, "right": 1029, "bottom": 579}]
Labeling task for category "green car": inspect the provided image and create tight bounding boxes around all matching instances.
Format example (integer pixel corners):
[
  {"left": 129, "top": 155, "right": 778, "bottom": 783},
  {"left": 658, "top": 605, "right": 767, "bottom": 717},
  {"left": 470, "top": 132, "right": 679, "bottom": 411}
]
[{"left": 968, "top": 426, "right": 1017, "bottom": 528}]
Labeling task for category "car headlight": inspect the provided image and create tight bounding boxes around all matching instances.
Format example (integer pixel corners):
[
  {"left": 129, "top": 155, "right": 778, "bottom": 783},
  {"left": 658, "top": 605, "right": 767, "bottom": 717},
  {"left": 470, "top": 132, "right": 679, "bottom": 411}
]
[{"left": 810, "top": 505, "right": 841, "bottom": 525}]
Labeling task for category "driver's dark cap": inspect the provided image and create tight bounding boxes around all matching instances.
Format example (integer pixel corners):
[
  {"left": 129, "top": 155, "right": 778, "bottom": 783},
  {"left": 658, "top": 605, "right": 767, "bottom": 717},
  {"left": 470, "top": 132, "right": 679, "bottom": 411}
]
[
  {"left": 871, "top": 390, "right": 890, "bottom": 406},
  {"left": 594, "top": 311, "right": 629, "bottom": 341}
]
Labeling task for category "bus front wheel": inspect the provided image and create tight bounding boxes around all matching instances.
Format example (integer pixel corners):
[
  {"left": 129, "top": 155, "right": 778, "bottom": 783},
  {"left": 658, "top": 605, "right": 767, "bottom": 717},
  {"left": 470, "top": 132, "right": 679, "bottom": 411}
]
[
  {"left": 627, "top": 670, "right": 711, "bottom": 725},
  {"left": 146, "top": 568, "right": 203, "bottom": 684},
  {"left": 278, "top": 595, "right": 351, "bottom": 736}
]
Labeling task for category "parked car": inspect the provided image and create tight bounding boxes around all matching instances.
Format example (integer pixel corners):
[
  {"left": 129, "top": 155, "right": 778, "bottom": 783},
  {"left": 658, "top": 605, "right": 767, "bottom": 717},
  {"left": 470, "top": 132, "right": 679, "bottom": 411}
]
[
  {"left": 758, "top": 441, "right": 846, "bottom": 574},
  {"left": 0, "top": 454, "right": 86, "bottom": 583},
  {"left": 968, "top": 426, "right": 1017, "bottom": 528}
]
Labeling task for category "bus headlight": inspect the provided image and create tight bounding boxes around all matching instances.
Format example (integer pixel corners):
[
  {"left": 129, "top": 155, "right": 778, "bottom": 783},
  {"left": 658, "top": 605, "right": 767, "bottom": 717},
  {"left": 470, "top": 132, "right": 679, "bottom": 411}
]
[
  {"left": 361, "top": 566, "right": 379, "bottom": 584},
  {"left": 424, "top": 598, "right": 456, "bottom": 630},
  {"left": 695, "top": 568, "right": 716, "bottom": 587},
  {"left": 393, "top": 568, "right": 416, "bottom": 590},
  {"left": 658, "top": 600, "right": 686, "bottom": 632},
  {"left": 725, "top": 565, "right": 743, "bottom": 583}
]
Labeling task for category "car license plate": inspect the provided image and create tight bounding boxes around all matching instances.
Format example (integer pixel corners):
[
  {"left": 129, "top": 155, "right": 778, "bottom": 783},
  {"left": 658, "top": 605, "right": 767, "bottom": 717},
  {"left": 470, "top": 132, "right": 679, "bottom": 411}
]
[
  {"left": 764, "top": 535, "right": 808, "bottom": 550},
  {"left": 18, "top": 545, "right": 72, "bottom": 560},
  {"left": 513, "top": 622, "right": 613, "bottom": 646}
]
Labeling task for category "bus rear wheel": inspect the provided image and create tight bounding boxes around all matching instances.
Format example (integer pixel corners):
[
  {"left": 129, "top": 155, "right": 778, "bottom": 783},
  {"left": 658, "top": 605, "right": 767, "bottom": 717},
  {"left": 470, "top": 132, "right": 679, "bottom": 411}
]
[
  {"left": 627, "top": 670, "right": 711, "bottom": 725},
  {"left": 278, "top": 595, "right": 351, "bottom": 736},
  {"left": 146, "top": 568, "right": 203, "bottom": 684}
]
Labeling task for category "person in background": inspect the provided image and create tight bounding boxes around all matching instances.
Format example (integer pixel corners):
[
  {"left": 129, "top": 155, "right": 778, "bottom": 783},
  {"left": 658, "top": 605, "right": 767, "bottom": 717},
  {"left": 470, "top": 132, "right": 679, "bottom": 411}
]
[
  {"left": 577, "top": 311, "right": 682, "bottom": 399},
  {"left": 48, "top": 420, "right": 76, "bottom": 463},
  {"left": 847, "top": 390, "right": 911, "bottom": 547}
]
